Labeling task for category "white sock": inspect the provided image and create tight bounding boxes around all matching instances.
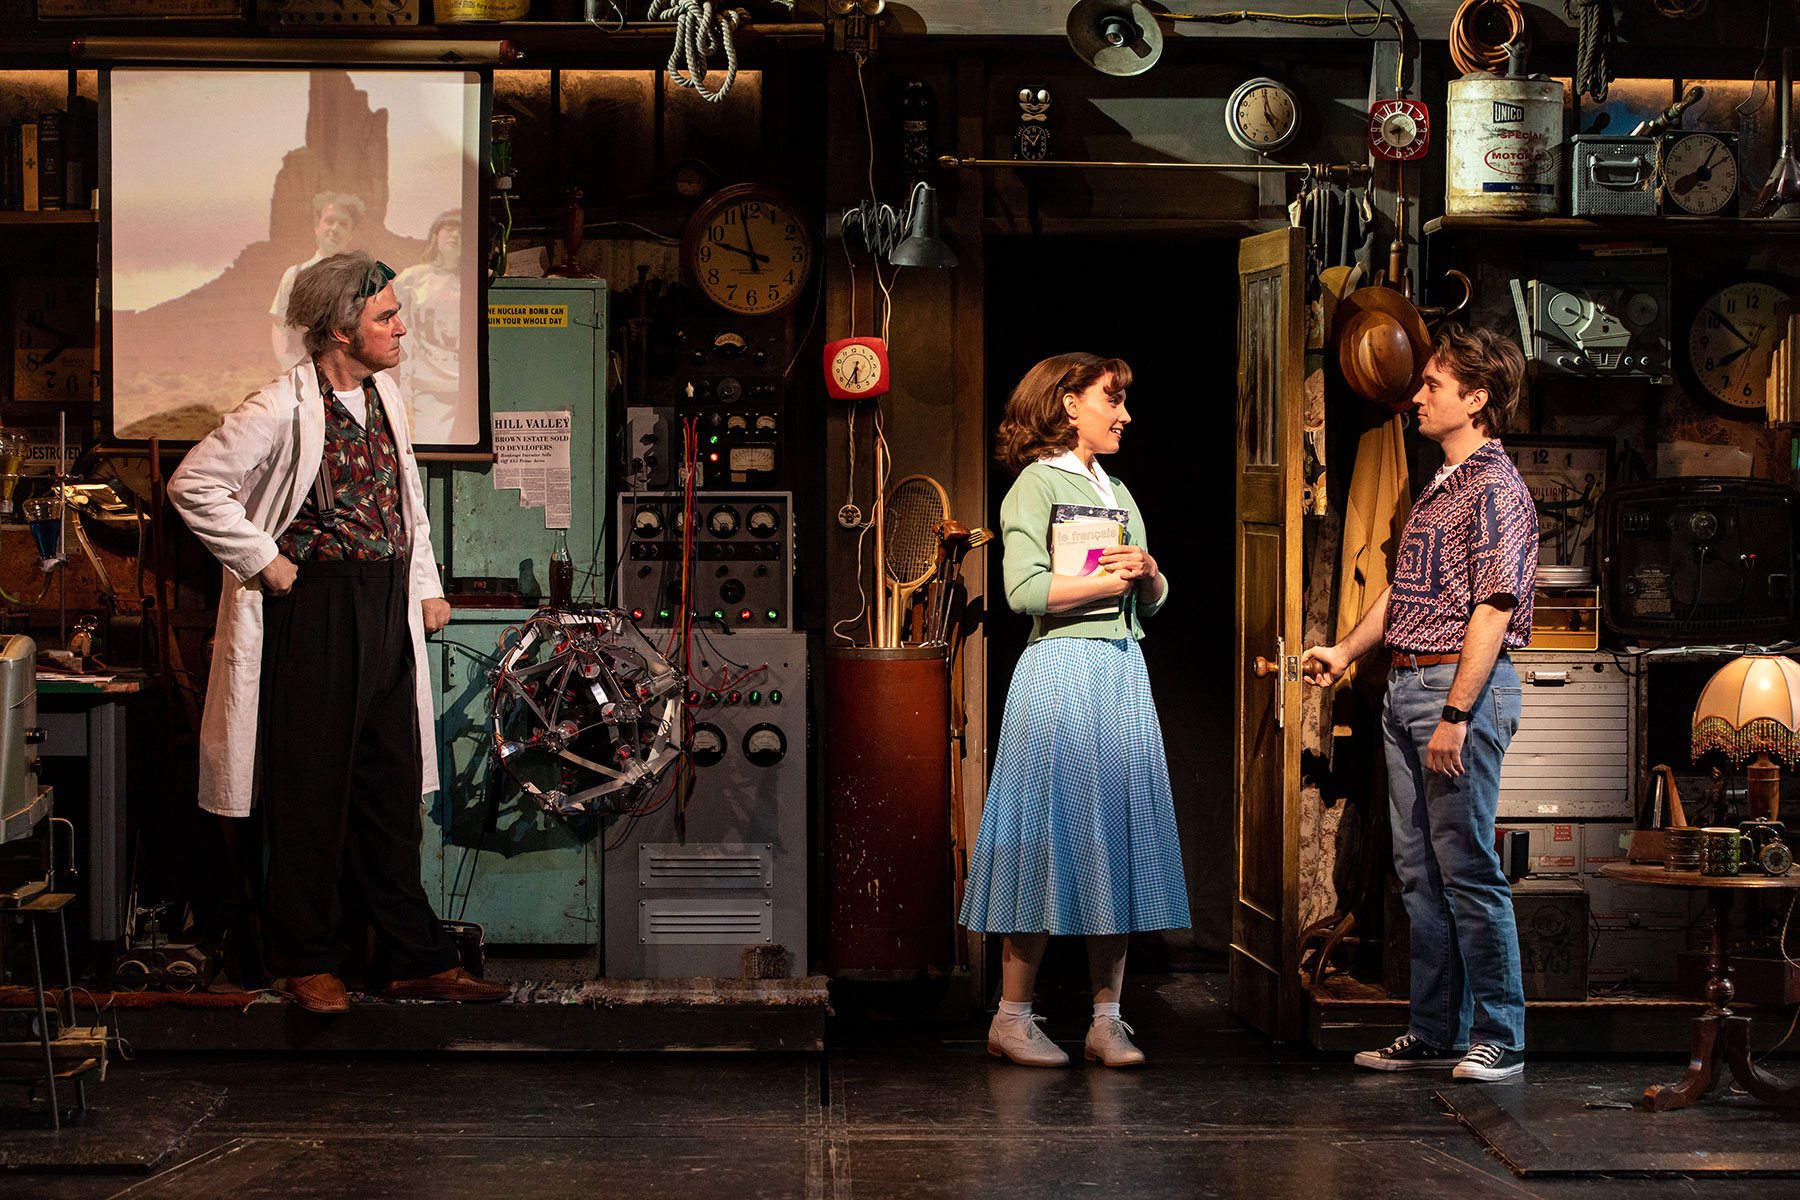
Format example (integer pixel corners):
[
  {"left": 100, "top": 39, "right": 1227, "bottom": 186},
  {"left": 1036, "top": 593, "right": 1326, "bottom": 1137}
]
[
  {"left": 1092, "top": 1002, "right": 1121, "bottom": 1024},
  {"left": 997, "top": 999, "right": 1033, "bottom": 1024}
]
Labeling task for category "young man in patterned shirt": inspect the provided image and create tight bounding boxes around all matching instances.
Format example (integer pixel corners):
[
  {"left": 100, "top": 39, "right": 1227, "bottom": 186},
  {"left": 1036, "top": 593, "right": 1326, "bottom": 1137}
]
[
  {"left": 1302, "top": 323, "right": 1536, "bottom": 1083},
  {"left": 173, "top": 252, "right": 505, "bottom": 1014}
]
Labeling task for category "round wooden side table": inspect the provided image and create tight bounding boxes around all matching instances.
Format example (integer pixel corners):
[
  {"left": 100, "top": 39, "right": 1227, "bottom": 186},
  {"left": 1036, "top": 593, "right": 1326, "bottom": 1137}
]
[{"left": 1598, "top": 861, "right": 1800, "bottom": 1111}]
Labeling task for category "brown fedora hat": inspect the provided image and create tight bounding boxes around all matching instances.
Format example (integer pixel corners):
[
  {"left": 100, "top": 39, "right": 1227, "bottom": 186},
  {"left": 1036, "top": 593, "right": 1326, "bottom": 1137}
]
[{"left": 1334, "top": 285, "right": 1431, "bottom": 411}]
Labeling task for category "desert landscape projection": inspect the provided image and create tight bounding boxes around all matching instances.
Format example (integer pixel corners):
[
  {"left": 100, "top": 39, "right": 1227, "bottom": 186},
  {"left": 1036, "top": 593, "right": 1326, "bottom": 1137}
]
[{"left": 108, "top": 68, "right": 483, "bottom": 445}]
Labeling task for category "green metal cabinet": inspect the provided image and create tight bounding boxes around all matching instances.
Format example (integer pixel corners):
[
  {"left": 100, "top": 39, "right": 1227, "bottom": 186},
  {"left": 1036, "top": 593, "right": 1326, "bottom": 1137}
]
[{"left": 419, "top": 279, "right": 609, "bottom": 946}]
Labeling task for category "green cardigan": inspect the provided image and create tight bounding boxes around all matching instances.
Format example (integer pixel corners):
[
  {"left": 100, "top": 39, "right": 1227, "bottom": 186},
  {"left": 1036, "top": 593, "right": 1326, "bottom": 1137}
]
[{"left": 1000, "top": 460, "right": 1170, "bottom": 645}]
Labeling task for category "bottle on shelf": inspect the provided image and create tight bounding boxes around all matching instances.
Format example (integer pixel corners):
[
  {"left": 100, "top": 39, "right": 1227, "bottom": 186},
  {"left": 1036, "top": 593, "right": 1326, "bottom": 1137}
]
[{"left": 549, "top": 527, "right": 574, "bottom": 607}]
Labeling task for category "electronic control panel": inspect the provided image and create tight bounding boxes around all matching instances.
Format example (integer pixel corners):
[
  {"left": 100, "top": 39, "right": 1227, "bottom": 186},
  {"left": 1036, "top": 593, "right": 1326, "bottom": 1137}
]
[
  {"left": 603, "top": 631, "right": 808, "bottom": 979},
  {"left": 624, "top": 404, "right": 780, "bottom": 491},
  {"left": 617, "top": 491, "right": 793, "bottom": 630},
  {"left": 636, "top": 316, "right": 790, "bottom": 488}
]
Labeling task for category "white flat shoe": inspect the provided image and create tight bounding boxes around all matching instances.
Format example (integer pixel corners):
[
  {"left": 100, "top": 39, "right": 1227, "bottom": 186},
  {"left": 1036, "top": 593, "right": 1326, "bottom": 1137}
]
[
  {"left": 1084, "top": 1017, "right": 1146, "bottom": 1067},
  {"left": 987, "top": 1014, "right": 1071, "bottom": 1067}
]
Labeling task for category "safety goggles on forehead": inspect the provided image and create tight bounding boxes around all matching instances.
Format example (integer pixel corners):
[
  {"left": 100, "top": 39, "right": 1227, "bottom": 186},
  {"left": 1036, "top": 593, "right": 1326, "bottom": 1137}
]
[{"left": 356, "top": 261, "right": 396, "bottom": 299}]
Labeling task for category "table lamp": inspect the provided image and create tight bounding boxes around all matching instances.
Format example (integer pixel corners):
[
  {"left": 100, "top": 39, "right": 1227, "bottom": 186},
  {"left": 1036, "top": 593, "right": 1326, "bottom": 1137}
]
[{"left": 1691, "top": 653, "right": 1800, "bottom": 821}]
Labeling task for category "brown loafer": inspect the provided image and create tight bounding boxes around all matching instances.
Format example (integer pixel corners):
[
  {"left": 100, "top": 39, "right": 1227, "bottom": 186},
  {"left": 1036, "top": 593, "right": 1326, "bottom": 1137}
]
[
  {"left": 286, "top": 972, "right": 350, "bottom": 1014},
  {"left": 385, "top": 966, "right": 508, "bottom": 1003}
]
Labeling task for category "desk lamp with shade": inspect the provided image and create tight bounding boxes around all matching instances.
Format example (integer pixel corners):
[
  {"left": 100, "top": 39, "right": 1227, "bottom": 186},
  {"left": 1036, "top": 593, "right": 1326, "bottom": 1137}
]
[{"left": 1691, "top": 653, "right": 1800, "bottom": 822}]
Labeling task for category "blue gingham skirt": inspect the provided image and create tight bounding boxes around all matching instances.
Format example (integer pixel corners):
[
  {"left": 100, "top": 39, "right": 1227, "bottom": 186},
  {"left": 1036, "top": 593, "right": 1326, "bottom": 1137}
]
[{"left": 959, "top": 637, "right": 1191, "bottom": 935}]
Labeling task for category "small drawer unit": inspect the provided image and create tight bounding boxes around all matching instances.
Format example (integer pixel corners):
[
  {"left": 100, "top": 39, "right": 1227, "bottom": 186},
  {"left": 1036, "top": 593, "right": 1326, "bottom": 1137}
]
[{"left": 1498, "top": 654, "right": 1636, "bottom": 820}]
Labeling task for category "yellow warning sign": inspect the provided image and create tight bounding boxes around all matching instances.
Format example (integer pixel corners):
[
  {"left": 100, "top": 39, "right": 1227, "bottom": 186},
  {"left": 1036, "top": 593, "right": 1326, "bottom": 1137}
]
[{"left": 488, "top": 305, "right": 569, "bottom": 328}]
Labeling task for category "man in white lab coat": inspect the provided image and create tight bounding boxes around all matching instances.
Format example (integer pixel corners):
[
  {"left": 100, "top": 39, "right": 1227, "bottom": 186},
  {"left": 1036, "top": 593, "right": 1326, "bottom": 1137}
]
[{"left": 172, "top": 251, "right": 505, "bottom": 1014}]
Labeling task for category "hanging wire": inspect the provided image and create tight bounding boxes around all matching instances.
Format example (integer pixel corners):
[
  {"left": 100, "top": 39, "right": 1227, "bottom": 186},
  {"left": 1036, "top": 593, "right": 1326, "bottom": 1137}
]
[{"left": 1162, "top": 6, "right": 1409, "bottom": 95}]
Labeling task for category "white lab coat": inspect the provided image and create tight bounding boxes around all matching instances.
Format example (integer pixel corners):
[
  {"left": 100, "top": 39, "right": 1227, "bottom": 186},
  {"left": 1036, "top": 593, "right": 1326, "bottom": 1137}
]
[{"left": 169, "top": 363, "right": 443, "bottom": 817}]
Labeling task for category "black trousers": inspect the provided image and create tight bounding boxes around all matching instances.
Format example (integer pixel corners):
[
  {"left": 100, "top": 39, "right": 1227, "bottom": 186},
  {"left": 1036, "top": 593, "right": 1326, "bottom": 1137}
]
[{"left": 258, "top": 558, "right": 458, "bottom": 979}]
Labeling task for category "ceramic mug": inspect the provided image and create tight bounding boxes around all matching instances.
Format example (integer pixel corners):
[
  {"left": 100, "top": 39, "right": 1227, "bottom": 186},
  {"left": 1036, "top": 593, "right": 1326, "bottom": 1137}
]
[{"left": 1700, "top": 826, "right": 1753, "bottom": 876}]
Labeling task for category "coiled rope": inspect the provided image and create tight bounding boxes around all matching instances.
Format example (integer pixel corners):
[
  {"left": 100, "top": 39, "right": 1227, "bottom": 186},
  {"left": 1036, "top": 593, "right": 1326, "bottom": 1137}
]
[
  {"left": 1448, "top": 0, "right": 1525, "bottom": 76},
  {"left": 1565, "top": 0, "right": 1613, "bottom": 101},
  {"left": 648, "top": 1, "right": 743, "bottom": 104}
]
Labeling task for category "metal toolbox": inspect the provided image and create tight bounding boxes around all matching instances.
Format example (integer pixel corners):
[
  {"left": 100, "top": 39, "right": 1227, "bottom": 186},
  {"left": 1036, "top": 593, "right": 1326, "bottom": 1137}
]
[
  {"left": 1498, "top": 654, "right": 1636, "bottom": 820},
  {"left": 1568, "top": 134, "right": 1658, "bottom": 217}
]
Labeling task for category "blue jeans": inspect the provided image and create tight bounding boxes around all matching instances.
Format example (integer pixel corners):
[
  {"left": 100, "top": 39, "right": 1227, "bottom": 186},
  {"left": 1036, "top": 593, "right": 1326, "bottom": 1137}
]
[{"left": 1383, "top": 654, "right": 1524, "bottom": 1051}]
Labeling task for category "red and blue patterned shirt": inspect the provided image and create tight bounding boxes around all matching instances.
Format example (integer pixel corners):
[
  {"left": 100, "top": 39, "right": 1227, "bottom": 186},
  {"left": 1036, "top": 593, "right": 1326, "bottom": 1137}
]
[
  {"left": 1384, "top": 439, "right": 1537, "bottom": 654},
  {"left": 277, "top": 384, "right": 408, "bottom": 563}
]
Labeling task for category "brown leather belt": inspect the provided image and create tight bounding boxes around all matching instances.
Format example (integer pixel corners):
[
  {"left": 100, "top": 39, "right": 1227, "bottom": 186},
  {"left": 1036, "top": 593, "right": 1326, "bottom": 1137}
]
[{"left": 1392, "top": 651, "right": 1460, "bottom": 668}]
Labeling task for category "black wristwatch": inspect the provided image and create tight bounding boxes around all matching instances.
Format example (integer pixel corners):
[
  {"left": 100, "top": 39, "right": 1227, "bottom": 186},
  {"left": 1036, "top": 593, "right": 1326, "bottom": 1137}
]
[{"left": 1441, "top": 705, "right": 1474, "bottom": 725}]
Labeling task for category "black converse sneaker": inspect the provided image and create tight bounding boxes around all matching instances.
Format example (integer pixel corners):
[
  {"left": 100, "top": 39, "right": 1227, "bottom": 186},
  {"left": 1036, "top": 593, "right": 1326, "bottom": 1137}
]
[
  {"left": 1453, "top": 1043, "right": 1524, "bottom": 1081},
  {"left": 1353, "top": 1033, "right": 1456, "bottom": 1071}
]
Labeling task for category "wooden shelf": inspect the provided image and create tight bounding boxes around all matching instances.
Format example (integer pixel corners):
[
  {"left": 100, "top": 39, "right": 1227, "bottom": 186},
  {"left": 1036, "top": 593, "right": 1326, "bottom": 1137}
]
[
  {"left": 1423, "top": 214, "right": 1800, "bottom": 238},
  {"left": 0, "top": 210, "right": 98, "bottom": 227}
]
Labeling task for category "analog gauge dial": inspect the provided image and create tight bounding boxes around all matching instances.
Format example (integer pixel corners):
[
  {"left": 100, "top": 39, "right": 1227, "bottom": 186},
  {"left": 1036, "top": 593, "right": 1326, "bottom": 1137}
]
[
  {"left": 742, "top": 723, "right": 788, "bottom": 767},
  {"left": 632, "top": 505, "right": 664, "bottom": 538},
  {"left": 1661, "top": 132, "right": 1739, "bottom": 217},
  {"left": 712, "top": 331, "right": 748, "bottom": 358},
  {"left": 680, "top": 184, "right": 814, "bottom": 316},
  {"left": 726, "top": 413, "right": 749, "bottom": 433},
  {"left": 691, "top": 722, "right": 727, "bottom": 767},
  {"left": 708, "top": 504, "right": 741, "bottom": 537},
  {"left": 746, "top": 504, "right": 780, "bottom": 539},
  {"left": 1226, "top": 77, "right": 1301, "bottom": 155},
  {"left": 1683, "top": 278, "right": 1793, "bottom": 412},
  {"left": 754, "top": 414, "right": 777, "bottom": 433}
]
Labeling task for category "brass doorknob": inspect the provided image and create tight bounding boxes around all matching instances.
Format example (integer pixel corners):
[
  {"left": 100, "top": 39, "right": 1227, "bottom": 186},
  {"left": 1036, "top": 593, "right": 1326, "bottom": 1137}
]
[{"left": 1253, "top": 656, "right": 1276, "bottom": 678}]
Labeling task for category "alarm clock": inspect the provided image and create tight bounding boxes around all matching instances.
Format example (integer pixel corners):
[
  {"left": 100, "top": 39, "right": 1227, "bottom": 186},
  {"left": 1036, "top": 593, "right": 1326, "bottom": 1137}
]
[
  {"left": 824, "top": 337, "right": 889, "bottom": 400},
  {"left": 1659, "top": 130, "right": 1739, "bottom": 217},
  {"left": 1368, "top": 99, "right": 1429, "bottom": 162}
]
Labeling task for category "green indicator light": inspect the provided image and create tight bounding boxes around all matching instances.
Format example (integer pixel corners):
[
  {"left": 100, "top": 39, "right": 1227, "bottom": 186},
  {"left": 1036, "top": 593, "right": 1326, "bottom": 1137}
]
[
  {"left": 709, "top": 435, "right": 720, "bottom": 445},
  {"left": 657, "top": 609, "right": 671, "bottom": 621},
  {"left": 749, "top": 690, "right": 761, "bottom": 704},
  {"left": 766, "top": 609, "right": 779, "bottom": 621},
  {"left": 769, "top": 690, "right": 782, "bottom": 704},
  {"left": 712, "top": 609, "right": 725, "bottom": 620}
]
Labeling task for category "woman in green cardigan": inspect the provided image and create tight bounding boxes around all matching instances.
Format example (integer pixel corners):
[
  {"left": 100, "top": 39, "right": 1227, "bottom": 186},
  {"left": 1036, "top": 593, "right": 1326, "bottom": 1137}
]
[{"left": 959, "top": 352, "right": 1191, "bottom": 1068}]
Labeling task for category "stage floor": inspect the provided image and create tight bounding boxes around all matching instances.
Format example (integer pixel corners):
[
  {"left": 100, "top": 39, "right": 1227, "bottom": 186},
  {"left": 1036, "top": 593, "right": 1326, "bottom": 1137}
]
[{"left": 3, "top": 972, "right": 1796, "bottom": 1198}]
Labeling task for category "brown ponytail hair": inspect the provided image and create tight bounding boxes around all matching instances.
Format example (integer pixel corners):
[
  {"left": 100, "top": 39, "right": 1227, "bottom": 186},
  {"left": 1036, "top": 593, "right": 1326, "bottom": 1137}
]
[{"left": 994, "top": 353, "right": 1132, "bottom": 476}]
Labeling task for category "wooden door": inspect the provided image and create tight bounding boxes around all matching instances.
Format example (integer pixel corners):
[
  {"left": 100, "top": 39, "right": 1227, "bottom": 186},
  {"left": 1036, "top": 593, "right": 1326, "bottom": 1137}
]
[{"left": 1230, "top": 228, "right": 1306, "bottom": 1040}]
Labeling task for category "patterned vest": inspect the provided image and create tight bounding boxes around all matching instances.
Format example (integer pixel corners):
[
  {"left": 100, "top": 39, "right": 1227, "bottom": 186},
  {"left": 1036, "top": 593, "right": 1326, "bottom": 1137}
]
[{"left": 276, "top": 367, "right": 408, "bottom": 563}]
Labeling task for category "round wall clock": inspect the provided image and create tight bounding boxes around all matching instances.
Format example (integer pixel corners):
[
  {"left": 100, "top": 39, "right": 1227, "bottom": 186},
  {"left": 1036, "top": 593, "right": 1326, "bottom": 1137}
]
[
  {"left": 1681, "top": 276, "right": 1794, "bottom": 414},
  {"left": 1226, "top": 77, "right": 1300, "bottom": 155},
  {"left": 681, "top": 184, "right": 814, "bottom": 317}
]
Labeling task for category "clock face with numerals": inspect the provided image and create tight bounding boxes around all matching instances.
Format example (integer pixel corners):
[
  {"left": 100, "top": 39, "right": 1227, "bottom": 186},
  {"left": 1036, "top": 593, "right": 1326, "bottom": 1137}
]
[
  {"left": 1501, "top": 436, "right": 1611, "bottom": 569},
  {"left": 1682, "top": 278, "right": 1792, "bottom": 413},
  {"left": 680, "top": 184, "right": 814, "bottom": 317},
  {"left": 1368, "top": 99, "right": 1430, "bottom": 161},
  {"left": 12, "top": 276, "right": 95, "bottom": 404}
]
